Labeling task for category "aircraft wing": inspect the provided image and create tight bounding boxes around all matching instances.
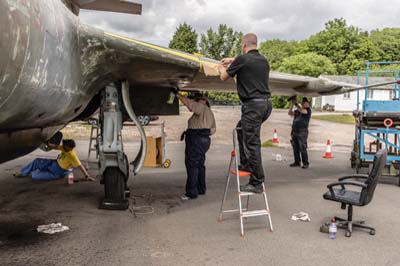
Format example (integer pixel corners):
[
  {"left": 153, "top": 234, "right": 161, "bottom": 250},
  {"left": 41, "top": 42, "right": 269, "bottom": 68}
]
[
  {"left": 79, "top": 26, "right": 365, "bottom": 98},
  {"left": 71, "top": 0, "right": 142, "bottom": 15}
]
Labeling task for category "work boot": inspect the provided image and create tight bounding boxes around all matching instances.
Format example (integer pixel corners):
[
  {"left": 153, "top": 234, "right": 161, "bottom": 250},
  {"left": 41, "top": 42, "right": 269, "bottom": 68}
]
[
  {"left": 289, "top": 162, "right": 300, "bottom": 167},
  {"left": 240, "top": 183, "right": 263, "bottom": 193}
]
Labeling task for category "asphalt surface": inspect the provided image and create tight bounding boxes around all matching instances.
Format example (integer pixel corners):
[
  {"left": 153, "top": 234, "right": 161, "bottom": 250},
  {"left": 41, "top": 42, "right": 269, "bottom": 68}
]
[{"left": 1, "top": 140, "right": 400, "bottom": 266}]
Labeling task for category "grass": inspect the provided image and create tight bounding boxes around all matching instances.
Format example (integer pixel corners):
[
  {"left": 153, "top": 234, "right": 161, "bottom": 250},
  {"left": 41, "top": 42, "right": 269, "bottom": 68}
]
[
  {"left": 261, "top": 139, "right": 275, "bottom": 147},
  {"left": 312, "top": 114, "right": 355, "bottom": 124}
]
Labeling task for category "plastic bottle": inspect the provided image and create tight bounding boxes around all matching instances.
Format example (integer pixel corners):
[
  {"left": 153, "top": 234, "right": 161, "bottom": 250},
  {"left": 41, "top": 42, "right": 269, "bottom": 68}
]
[
  {"left": 166, "top": 91, "right": 175, "bottom": 104},
  {"left": 67, "top": 169, "right": 74, "bottom": 185},
  {"left": 329, "top": 218, "right": 337, "bottom": 239}
]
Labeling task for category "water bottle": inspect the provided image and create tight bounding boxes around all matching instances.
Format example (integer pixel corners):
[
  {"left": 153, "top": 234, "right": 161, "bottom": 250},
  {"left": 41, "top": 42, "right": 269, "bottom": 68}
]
[
  {"left": 329, "top": 218, "right": 337, "bottom": 239},
  {"left": 67, "top": 169, "right": 74, "bottom": 185}
]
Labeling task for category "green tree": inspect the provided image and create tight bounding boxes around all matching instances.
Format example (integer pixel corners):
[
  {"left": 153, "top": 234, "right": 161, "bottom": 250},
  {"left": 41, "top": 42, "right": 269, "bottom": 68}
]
[
  {"left": 199, "top": 24, "right": 243, "bottom": 60},
  {"left": 271, "top": 96, "right": 291, "bottom": 109},
  {"left": 169, "top": 22, "right": 198, "bottom": 54},
  {"left": 306, "top": 18, "right": 363, "bottom": 74},
  {"left": 259, "top": 39, "right": 307, "bottom": 70},
  {"left": 199, "top": 24, "right": 243, "bottom": 105},
  {"left": 272, "top": 52, "right": 336, "bottom": 109},
  {"left": 339, "top": 37, "right": 380, "bottom": 75},
  {"left": 278, "top": 52, "right": 337, "bottom": 77},
  {"left": 369, "top": 28, "right": 400, "bottom": 62}
]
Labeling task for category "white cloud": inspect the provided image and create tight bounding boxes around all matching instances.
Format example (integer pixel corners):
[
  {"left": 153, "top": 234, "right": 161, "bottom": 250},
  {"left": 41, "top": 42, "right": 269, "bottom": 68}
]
[{"left": 79, "top": 0, "right": 400, "bottom": 46}]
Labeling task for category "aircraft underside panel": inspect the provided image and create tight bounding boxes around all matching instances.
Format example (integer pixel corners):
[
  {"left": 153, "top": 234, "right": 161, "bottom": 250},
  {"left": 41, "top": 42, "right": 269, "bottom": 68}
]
[{"left": 0, "top": 125, "right": 63, "bottom": 163}]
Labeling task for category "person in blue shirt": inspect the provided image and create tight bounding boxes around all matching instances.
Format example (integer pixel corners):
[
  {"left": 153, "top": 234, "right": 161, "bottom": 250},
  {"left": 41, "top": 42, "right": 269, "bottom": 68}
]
[{"left": 288, "top": 97, "right": 312, "bottom": 169}]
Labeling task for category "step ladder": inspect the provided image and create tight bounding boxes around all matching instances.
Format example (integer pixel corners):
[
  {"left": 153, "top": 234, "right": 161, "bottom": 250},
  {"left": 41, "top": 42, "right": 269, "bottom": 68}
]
[
  {"left": 218, "top": 128, "right": 273, "bottom": 237},
  {"left": 86, "top": 118, "right": 100, "bottom": 168}
]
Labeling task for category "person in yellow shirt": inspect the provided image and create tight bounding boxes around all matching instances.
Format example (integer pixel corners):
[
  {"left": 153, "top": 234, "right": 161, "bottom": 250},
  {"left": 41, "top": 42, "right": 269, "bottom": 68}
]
[{"left": 14, "top": 139, "right": 93, "bottom": 181}]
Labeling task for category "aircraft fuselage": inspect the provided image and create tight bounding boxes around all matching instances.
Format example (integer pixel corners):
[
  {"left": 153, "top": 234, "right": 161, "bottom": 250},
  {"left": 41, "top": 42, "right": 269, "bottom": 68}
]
[{"left": 0, "top": 0, "right": 92, "bottom": 163}]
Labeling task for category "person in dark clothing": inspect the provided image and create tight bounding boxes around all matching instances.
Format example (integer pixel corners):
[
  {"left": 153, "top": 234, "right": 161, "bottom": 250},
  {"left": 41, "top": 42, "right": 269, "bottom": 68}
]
[
  {"left": 217, "top": 33, "right": 272, "bottom": 193},
  {"left": 174, "top": 91, "right": 216, "bottom": 200},
  {"left": 288, "top": 97, "right": 312, "bottom": 169}
]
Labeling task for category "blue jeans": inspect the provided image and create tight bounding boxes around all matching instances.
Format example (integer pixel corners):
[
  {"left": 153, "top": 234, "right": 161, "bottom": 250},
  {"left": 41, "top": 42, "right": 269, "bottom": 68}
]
[{"left": 20, "top": 158, "right": 69, "bottom": 181}]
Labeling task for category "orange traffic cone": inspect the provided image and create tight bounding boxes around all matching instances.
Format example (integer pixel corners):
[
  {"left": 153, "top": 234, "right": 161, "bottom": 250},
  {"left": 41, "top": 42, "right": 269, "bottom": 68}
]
[
  {"left": 323, "top": 139, "right": 334, "bottom": 159},
  {"left": 272, "top": 129, "right": 279, "bottom": 144}
]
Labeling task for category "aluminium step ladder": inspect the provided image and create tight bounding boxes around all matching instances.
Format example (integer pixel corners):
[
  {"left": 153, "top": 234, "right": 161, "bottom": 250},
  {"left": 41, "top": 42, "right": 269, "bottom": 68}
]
[
  {"left": 86, "top": 118, "right": 100, "bottom": 169},
  {"left": 218, "top": 128, "right": 273, "bottom": 236}
]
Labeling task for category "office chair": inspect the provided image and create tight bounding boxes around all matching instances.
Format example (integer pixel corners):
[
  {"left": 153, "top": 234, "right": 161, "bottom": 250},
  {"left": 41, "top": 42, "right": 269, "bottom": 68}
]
[{"left": 323, "top": 149, "right": 387, "bottom": 237}]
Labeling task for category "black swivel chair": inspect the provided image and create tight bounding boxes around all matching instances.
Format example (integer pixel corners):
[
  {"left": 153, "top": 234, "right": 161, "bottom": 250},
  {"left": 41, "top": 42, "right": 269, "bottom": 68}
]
[{"left": 323, "top": 149, "right": 387, "bottom": 237}]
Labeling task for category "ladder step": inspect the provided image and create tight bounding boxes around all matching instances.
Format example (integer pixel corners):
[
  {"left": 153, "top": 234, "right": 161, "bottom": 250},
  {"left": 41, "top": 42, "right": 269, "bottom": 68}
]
[
  {"left": 222, "top": 208, "right": 249, "bottom": 213},
  {"left": 231, "top": 170, "right": 251, "bottom": 177},
  {"left": 239, "top": 191, "right": 265, "bottom": 196},
  {"left": 241, "top": 210, "right": 270, "bottom": 218}
]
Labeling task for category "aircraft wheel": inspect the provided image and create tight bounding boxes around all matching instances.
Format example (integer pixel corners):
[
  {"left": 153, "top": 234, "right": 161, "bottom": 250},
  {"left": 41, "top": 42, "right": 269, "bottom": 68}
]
[
  {"left": 345, "top": 231, "right": 351, "bottom": 237},
  {"left": 104, "top": 167, "right": 125, "bottom": 200},
  {"left": 138, "top": 115, "right": 150, "bottom": 126},
  {"left": 369, "top": 229, "right": 376, "bottom": 236},
  {"left": 163, "top": 159, "right": 171, "bottom": 168}
]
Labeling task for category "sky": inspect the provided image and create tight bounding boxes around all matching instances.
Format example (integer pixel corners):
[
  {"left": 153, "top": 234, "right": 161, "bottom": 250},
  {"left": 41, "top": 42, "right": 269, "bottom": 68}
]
[{"left": 79, "top": 0, "right": 400, "bottom": 47}]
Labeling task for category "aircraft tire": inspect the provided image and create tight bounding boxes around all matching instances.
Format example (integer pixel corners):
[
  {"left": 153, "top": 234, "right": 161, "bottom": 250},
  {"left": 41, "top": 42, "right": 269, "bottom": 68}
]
[{"left": 103, "top": 167, "right": 127, "bottom": 208}]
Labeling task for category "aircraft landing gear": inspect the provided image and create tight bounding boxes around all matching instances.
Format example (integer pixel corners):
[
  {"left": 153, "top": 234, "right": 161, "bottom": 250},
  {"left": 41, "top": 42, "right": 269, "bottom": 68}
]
[
  {"left": 97, "top": 85, "right": 128, "bottom": 210},
  {"left": 98, "top": 82, "right": 147, "bottom": 210}
]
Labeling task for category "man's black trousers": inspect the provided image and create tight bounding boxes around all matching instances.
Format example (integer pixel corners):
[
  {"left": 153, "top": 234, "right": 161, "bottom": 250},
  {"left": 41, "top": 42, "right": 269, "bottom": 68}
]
[
  {"left": 290, "top": 128, "right": 309, "bottom": 166},
  {"left": 236, "top": 99, "right": 272, "bottom": 186},
  {"left": 185, "top": 129, "right": 211, "bottom": 198}
]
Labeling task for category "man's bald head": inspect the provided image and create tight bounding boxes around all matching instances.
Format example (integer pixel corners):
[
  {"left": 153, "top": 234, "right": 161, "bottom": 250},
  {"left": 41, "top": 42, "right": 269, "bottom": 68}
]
[{"left": 241, "top": 33, "right": 258, "bottom": 54}]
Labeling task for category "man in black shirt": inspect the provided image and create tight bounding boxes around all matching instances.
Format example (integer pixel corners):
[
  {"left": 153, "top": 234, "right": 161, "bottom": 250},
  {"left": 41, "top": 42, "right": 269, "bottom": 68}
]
[
  {"left": 288, "top": 97, "right": 312, "bottom": 169},
  {"left": 218, "top": 33, "right": 272, "bottom": 193}
]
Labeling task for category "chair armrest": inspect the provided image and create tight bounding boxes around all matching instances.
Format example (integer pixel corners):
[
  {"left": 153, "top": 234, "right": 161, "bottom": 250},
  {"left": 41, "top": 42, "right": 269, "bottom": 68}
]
[
  {"left": 338, "top": 174, "right": 368, "bottom": 181},
  {"left": 326, "top": 181, "right": 367, "bottom": 199}
]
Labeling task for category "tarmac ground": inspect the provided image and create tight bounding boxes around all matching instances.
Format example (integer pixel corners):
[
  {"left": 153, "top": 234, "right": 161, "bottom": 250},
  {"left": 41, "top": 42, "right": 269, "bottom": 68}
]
[{"left": 0, "top": 109, "right": 399, "bottom": 266}]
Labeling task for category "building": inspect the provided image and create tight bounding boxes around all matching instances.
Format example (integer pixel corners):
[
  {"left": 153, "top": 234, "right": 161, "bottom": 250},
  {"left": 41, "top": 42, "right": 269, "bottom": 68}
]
[{"left": 313, "top": 75, "right": 398, "bottom": 112}]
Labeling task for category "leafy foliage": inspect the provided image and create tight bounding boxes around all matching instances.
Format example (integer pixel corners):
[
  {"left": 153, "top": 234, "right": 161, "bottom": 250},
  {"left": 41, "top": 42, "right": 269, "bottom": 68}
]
[
  {"left": 169, "top": 23, "right": 198, "bottom": 54},
  {"left": 305, "top": 18, "right": 384, "bottom": 75},
  {"left": 198, "top": 24, "right": 243, "bottom": 104},
  {"left": 259, "top": 39, "right": 307, "bottom": 70},
  {"left": 369, "top": 28, "right": 400, "bottom": 62},
  {"left": 199, "top": 24, "right": 243, "bottom": 60},
  {"left": 278, "top": 52, "right": 337, "bottom": 77},
  {"left": 271, "top": 96, "right": 291, "bottom": 109}
]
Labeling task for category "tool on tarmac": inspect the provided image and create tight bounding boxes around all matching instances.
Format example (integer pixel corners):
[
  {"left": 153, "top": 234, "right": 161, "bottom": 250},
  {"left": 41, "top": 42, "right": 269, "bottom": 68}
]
[{"left": 218, "top": 128, "right": 273, "bottom": 237}]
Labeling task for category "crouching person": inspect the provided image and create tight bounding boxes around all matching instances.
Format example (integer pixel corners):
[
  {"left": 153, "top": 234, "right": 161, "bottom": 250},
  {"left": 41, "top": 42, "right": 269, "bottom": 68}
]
[
  {"left": 14, "top": 139, "right": 93, "bottom": 181},
  {"left": 175, "top": 90, "right": 216, "bottom": 200}
]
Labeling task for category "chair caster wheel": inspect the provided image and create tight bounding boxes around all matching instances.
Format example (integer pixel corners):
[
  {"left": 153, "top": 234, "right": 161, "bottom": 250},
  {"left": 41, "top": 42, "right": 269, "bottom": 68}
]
[
  {"left": 345, "top": 231, "right": 351, "bottom": 237},
  {"left": 369, "top": 229, "right": 375, "bottom": 235}
]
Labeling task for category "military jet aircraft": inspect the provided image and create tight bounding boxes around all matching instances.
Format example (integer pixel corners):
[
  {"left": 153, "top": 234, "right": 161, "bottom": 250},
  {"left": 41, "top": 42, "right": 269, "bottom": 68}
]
[{"left": 1, "top": 0, "right": 397, "bottom": 209}]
